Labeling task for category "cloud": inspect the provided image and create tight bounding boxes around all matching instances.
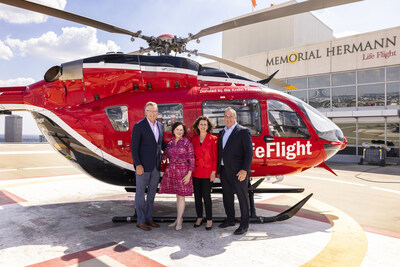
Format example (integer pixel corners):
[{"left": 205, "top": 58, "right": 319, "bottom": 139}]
[
  {"left": 0, "top": 40, "right": 12, "bottom": 60},
  {"left": 0, "top": 77, "right": 35, "bottom": 86},
  {"left": 0, "top": 0, "right": 66, "bottom": 24},
  {"left": 5, "top": 26, "right": 121, "bottom": 62}
]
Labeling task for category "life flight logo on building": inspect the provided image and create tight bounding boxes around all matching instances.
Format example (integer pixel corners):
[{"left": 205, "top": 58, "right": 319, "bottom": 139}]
[
  {"left": 266, "top": 36, "right": 397, "bottom": 66},
  {"left": 253, "top": 141, "right": 312, "bottom": 160}
]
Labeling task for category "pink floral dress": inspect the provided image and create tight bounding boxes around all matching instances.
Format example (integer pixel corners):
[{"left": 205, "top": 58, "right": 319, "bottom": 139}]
[{"left": 159, "top": 137, "right": 195, "bottom": 196}]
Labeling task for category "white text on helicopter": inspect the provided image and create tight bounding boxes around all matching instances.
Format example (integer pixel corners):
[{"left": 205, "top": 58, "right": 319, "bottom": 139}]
[{"left": 253, "top": 141, "right": 312, "bottom": 160}]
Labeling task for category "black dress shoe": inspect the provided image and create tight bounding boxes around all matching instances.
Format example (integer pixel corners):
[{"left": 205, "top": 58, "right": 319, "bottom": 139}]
[
  {"left": 233, "top": 227, "right": 248, "bottom": 235},
  {"left": 218, "top": 221, "right": 235, "bottom": 228},
  {"left": 205, "top": 226, "right": 212, "bottom": 231},
  {"left": 193, "top": 221, "right": 203, "bottom": 228}
]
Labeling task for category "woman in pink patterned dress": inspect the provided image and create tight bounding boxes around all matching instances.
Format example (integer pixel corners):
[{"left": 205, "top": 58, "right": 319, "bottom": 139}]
[{"left": 159, "top": 122, "right": 195, "bottom": 230}]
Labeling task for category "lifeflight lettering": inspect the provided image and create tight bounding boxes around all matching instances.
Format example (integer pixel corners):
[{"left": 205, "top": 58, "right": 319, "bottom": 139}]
[{"left": 253, "top": 141, "right": 312, "bottom": 160}]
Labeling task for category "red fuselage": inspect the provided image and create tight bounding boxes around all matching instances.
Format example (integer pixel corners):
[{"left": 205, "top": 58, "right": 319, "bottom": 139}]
[{"left": 0, "top": 54, "right": 346, "bottom": 186}]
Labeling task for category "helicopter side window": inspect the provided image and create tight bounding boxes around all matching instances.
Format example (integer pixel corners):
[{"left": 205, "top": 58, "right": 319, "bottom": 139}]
[
  {"left": 202, "top": 99, "right": 261, "bottom": 136},
  {"left": 105, "top": 105, "right": 129, "bottom": 132},
  {"left": 267, "top": 99, "right": 310, "bottom": 138},
  {"left": 157, "top": 103, "right": 184, "bottom": 132}
]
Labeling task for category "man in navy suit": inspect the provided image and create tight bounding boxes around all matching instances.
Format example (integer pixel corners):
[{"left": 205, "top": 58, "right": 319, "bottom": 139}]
[
  {"left": 131, "top": 102, "right": 165, "bottom": 231},
  {"left": 217, "top": 107, "right": 253, "bottom": 235}
]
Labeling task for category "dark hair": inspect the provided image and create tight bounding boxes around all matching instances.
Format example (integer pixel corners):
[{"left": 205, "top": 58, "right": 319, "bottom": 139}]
[
  {"left": 192, "top": 116, "right": 215, "bottom": 135},
  {"left": 171, "top": 121, "right": 187, "bottom": 137}
]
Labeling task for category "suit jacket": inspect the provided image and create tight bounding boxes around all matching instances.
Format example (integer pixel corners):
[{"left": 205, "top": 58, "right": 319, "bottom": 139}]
[
  {"left": 131, "top": 118, "right": 165, "bottom": 172},
  {"left": 217, "top": 124, "right": 253, "bottom": 176},
  {"left": 192, "top": 133, "right": 218, "bottom": 178}
]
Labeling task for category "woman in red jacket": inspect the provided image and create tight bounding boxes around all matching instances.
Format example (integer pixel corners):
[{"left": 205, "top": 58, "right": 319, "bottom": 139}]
[{"left": 191, "top": 116, "right": 218, "bottom": 230}]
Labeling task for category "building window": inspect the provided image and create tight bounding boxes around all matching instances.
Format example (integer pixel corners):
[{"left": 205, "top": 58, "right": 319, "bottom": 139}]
[
  {"left": 202, "top": 99, "right": 262, "bottom": 136},
  {"left": 309, "top": 88, "right": 330, "bottom": 108},
  {"left": 105, "top": 106, "right": 129, "bottom": 132},
  {"left": 336, "top": 123, "right": 357, "bottom": 146},
  {"left": 335, "top": 122, "right": 357, "bottom": 155},
  {"left": 358, "top": 83, "right": 385, "bottom": 107},
  {"left": 157, "top": 103, "right": 183, "bottom": 132},
  {"left": 357, "top": 122, "right": 386, "bottom": 146},
  {"left": 288, "top": 89, "right": 307, "bottom": 103},
  {"left": 267, "top": 99, "right": 310, "bottom": 139},
  {"left": 386, "top": 66, "right": 400, "bottom": 82},
  {"left": 387, "top": 123, "right": 400, "bottom": 147},
  {"left": 387, "top": 82, "right": 400, "bottom": 106},
  {"left": 358, "top": 68, "right": 385, "bottom": 84},
  {"left": 387, "top": 123, "right": 399, "bottom": 158},
  {"left": 308, "top": 74, "right": 330, "bottom": 88},
  {"left": 287, "top": 77, "right": 307, "bottom": 89},
  {"left": 332, "top": 86, "right": 356, "bottom": 108},
  {"left": 332, "top": 71, "right": 356, "bottom": 87}
]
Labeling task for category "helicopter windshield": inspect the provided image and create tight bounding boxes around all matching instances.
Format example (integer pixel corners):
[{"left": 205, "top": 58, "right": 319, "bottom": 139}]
[{"left": 285, "top": 94, "right": 344, "bottom": 142}]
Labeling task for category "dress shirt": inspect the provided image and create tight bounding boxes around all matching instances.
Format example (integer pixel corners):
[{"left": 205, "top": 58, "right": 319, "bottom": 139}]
[
  {"left": 221, "top": 122, "right": 237, "bottom": 165},
  {"left": 146, "top": 117, "right": 159, "bottom": 142}
]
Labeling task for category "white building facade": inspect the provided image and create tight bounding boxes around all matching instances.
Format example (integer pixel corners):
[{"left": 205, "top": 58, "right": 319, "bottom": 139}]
[{"left": 209, "top": 9, "right": 400, "bottom": 162}]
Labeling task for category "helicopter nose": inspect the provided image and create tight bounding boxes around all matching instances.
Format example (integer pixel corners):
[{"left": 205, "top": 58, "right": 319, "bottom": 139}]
[{"left": 340, "top": 137, "right": 347, "bottom": 150}]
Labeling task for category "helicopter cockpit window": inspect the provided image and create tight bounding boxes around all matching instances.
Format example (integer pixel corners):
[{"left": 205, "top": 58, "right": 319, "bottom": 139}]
[
  {"left": 267, "top": 99, "right": 310, "bottom": 138},
  {"left": 105, "top": 105, "right": 129, "bottom": 132},
  {"left": 157, "top": 103, "right": 184, "bottom": 132},
  {"left": 202, "top": 99, "right": 261, "bottom": 136}
]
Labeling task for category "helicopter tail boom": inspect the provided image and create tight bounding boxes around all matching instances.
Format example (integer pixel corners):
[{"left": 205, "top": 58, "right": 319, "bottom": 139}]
[
  {"left": 0, "top": 86, "right": 27, "bottom": 105},
  {"left": 0, "top": 86, "right": 28, "bottom": 114}
]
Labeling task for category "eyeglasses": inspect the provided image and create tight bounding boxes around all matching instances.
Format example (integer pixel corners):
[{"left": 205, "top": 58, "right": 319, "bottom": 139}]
[{"left": 146, "top": 110, "right": 158, "bottom": 114}]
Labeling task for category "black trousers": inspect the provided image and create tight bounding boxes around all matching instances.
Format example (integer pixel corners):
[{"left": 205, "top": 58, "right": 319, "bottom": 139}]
[
  {"left": 193, "top": 177, "right": 213, "bottom": 220},
  {"left": 220, "top": 166, "right": 249, "bottom": 229}
]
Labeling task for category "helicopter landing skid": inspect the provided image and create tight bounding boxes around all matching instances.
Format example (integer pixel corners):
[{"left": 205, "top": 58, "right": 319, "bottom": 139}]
[{"left": 112, "top": 193, "right": 313, "bottom": 224}]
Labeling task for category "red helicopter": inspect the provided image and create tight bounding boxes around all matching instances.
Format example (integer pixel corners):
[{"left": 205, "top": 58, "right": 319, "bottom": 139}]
[{"left": 0, "top": 0, "right": 355, "bottom": 223}]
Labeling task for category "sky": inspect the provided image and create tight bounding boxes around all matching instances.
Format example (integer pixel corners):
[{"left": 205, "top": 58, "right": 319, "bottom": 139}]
[{"left": 0, "top": 0, "right": 399, "bottom": 135}]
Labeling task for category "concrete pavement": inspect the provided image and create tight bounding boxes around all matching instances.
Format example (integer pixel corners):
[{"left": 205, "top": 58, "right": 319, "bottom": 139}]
[{"left": 0, "top": 143, "right": 399, "bottom": 266}]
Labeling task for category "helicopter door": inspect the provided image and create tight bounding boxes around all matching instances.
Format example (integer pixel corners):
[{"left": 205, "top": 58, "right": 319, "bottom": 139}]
[{"left": 265, "top": 98, "right": 320, "bottom": 164}]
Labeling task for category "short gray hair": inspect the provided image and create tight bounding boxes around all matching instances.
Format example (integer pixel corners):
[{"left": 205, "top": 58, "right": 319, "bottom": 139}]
[
  {"left": 145, "top": 101, "right": 158, "bottom": 111},
  {"left": 224, "top": 107, "right": 237, "bottom": 117}
]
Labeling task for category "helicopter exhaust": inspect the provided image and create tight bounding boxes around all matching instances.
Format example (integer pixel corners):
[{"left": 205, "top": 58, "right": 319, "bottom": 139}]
[{"left": 44, "top": 65, "right": 62, "bottom": 82}]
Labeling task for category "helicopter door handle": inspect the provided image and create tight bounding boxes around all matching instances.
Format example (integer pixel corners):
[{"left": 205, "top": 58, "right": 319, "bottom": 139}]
[{"left": 263, "top": 135, "right": 274, "bottom": 143}]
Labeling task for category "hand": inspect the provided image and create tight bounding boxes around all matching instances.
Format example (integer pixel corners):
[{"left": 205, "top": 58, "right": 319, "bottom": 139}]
[
  {"left": 136, "top": 165, "right": 144, "bottom": 175},
  {"left": 210, "top": 172, "right": 216, "bottom": 182},
  {"left": 183, "top": 174, "right": 191, "bottom": 185},
  {"left": 236, "top": 170, "right": 247, "bottom": 182}
]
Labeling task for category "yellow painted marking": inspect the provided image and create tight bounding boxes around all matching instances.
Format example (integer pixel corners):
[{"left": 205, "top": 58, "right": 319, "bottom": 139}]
[
  {"left": 297, "top": 196, "right": 368, "bottom": 267},
  {"left": 283, "top": 85, "right": 297, "bottom": 90}
]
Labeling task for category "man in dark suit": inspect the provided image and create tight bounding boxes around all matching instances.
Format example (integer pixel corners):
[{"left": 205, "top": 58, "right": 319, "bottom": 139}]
[
  {"left": 131, "top": 102, "right": 165, "bottom": 231},
  {"left": 217, "top": 107, "right": 253, "bottom": 235}
]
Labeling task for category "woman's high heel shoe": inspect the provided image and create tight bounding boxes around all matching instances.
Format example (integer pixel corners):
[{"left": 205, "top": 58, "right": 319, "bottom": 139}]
[
  {"left": 168, "top": 221, "right": 177, "bottom": 227},
  {"left": 205, "top": 220, "right": 213, "bottom": 231},
  {"left": 176, "top": 219, "right": 183, "bottom": 231},
  {"left": 193, "top": 218, "right": 203, "bottom": 228}
]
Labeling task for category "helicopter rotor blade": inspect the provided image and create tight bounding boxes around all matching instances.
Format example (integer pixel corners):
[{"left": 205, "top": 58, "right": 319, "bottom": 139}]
[
  {"left": 128, "top": 49, "right": 152, "bottom": 55},
  {"left": 190, "top": 0, "right": 362, "bottom": 40},
  {"left": 196, "top": 52, "right": 296, "bottom": 89},
  {"left": 0, "top": 0, "right": 141, "bottom": 37}
]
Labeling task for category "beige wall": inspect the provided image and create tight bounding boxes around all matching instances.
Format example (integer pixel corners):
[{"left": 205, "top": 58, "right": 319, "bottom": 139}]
[{"left": 211, "top": 26, "right": 400, "bottom": 80}]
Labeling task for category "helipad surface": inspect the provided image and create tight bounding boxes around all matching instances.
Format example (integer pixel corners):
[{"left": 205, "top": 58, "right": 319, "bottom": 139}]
[{"left": 0, "top": 144, "right": 399, "bottom": 266}]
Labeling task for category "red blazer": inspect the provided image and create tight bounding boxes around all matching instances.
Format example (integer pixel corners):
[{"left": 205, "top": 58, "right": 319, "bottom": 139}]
[{"left": 192, "top": 133, "right": 218, "bottom": 179}]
